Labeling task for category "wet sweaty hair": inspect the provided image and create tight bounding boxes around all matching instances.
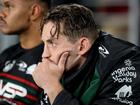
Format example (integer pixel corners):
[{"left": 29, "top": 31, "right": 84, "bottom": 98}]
[{"left": 42, "top": 4, "right": 98, "bottom": 43}]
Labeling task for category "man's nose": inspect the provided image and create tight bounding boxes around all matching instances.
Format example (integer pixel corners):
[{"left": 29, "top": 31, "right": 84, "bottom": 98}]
[
  {"left": 42, "top": 44, "right": 51, "bottom": 59},
  {"left": 0, "top": 10, "right": 7, "bottom": 19},
  {"left": 0, "top": 5, "right": 7, "bottom": 19}
]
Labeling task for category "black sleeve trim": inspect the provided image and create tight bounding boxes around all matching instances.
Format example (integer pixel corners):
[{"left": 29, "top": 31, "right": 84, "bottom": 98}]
[{"left": 53, "top": 90, "right": 82, "bottom": 105}]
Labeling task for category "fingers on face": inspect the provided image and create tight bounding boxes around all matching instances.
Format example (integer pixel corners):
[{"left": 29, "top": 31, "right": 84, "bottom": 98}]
[{"left": 58, "top": 52, "right": 69, "bottom": 70}]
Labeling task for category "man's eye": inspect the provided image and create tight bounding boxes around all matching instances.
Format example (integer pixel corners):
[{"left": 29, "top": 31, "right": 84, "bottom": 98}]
[
  {"left": 6, "top": 4, "right": 11, "bottom": 9},
  {"left": 4, "top": 3, "right": 13, "bottom": 10},
  {"left": 47, "top": 40, "right": 56, "bottom": 47},
  {"left": 47, "top": 40, "right": 53, "bottom": 44}
]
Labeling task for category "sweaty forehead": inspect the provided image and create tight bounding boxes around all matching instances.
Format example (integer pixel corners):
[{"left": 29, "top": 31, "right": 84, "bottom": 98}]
[{"left": 42, "top": 22, "right": 57, "bottom": 39}]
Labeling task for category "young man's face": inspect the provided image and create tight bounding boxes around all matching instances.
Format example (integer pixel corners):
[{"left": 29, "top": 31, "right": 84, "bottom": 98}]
[
  {"left": 42, "top": 21, "right": 82, "bottom": 71},
  {"left": 0, "top": 0, "right": 33, "bottom": 34}
]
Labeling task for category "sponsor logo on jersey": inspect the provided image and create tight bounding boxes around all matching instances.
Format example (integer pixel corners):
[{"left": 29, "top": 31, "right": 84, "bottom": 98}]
[
  {"left": 0, "top": 80, "right": 27, "bottom": 98},
  {"left": 3, "top": 60, "right": 37, "bottom": 75},
  {"left": 3, "top": 60, "right": 16, "bottom": 72},
  {"left": 115, "top": 85, "right": 132, "bottom": 98},
  {"left": 111, "top": 59, "right": 135, "bottom": 105},
  {"left": 111, "top": 59, "right": 137, "bottom": 83},
  {"left": 98, "top": 45, "right": 109, "bottom": 57},
  {"left": 111, "top": 85, "right": 133, "bottom": 105},
  {"left": 16, "top": 61, "right": 27, "bottom": 71}
]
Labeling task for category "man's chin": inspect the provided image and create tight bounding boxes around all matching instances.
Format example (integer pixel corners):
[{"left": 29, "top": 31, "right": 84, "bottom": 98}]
[{"left": 0, "top": 30, "right": 18, "bottom": 35}]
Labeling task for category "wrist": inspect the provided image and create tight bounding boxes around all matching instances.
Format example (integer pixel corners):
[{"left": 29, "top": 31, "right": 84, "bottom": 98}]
[{"left": 43, "top": 82, "right": 63, "bottom": 104}]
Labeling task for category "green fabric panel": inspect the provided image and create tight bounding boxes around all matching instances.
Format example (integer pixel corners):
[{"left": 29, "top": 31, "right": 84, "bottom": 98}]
[
  {"left": 74, "top": 66, "right": 101, "bottom": 105},
  {"left": 81, "top": 68, "right": 101, "bottom": 105}
]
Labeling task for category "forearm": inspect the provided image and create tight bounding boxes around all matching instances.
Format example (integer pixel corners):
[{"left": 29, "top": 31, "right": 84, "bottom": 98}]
[{"left": 42, "top": 89, "right": 83, "bottom": 105}]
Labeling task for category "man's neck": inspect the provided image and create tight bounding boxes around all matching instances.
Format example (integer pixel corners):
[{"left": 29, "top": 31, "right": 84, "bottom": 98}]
[{"left": 19, "top": 25, "right": 42, "bottom": 49}]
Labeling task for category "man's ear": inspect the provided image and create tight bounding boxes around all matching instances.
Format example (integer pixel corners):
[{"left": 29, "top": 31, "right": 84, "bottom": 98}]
[
  {"left": 30, "top": 4, "right": 42, "bottom": 21},
  {"left": 77, "top": 37, "right": 92, "bottom": 55}
]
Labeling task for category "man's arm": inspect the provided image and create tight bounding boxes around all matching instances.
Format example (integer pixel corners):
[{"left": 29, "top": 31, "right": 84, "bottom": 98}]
[{"left": 32, "top": 52, "right": 69, "bottom": 104}]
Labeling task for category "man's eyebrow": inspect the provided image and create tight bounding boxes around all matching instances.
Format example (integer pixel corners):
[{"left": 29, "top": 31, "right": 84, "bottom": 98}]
[
  {"left": 49, "top": 37, "right": 58, "bottom": 41},
  {"left": 43, "top": 36, "right": 57, "bottom": 42}
]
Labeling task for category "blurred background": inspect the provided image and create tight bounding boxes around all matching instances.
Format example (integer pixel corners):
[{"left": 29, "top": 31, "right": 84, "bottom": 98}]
[{"left": 0, "top": 0, "right": 139, "bottom": 53}]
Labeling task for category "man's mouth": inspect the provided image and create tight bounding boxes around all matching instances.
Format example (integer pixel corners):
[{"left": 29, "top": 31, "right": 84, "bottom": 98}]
[
  {"left": 0, "top": 20, "right": 5, "bottom": 27},
  {"left": 0, "top": 18, "right": 6, "bottom": 27}
]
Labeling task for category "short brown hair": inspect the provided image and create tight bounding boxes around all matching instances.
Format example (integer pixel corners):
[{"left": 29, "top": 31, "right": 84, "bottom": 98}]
[{"left": 42, "top": 4, "right": 98, "bottom": 42}]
